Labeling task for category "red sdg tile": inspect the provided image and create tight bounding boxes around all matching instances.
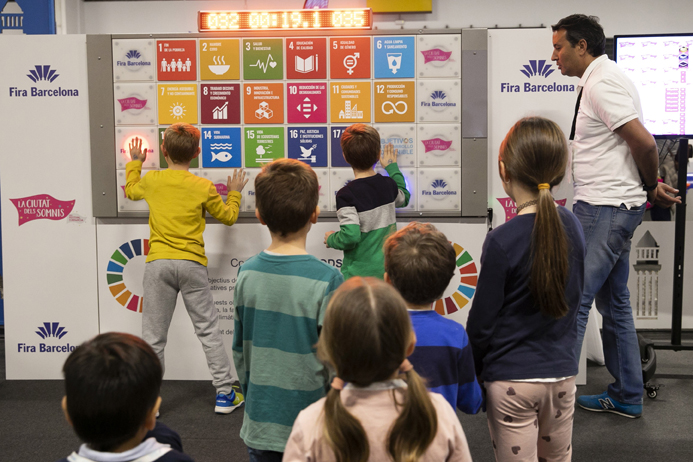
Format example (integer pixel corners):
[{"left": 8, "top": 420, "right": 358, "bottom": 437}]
[{"left": 330, "top": 37, "right": 371, "bottom": 79}]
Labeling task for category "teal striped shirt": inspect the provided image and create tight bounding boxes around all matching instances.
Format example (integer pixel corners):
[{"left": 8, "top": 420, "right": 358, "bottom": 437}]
[{"left": 232, "top": 252, "right": 343, "bottom": 452}]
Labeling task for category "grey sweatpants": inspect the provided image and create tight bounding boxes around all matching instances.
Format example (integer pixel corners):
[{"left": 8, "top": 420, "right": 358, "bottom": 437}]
[{"left": 142, "top": 259, "right": 234, "bottom": 395}]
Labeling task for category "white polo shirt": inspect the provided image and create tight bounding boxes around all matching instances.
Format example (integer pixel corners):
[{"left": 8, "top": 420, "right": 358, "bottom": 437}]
[{"left": 572, "top": 54, "right": 646, "bottom": 208}]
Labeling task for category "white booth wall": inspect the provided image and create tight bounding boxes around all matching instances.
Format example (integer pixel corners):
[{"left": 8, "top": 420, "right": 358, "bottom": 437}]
[{"left": 60, "top": 0, "right": 693, "bottom": 36}]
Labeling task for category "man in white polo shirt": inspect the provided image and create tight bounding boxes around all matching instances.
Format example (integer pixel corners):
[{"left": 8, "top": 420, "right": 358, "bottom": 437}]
[{"left": 551, "top": 14, "right": 680, "bottom": 418}]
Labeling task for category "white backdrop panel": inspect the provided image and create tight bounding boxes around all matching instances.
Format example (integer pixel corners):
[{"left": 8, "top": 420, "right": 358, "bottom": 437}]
[
  {"left": 0, "top": 35, "right": 99, "bottom": 379},
  {"left": 488, "top": 28, "right": 576, "bottom": 228}
]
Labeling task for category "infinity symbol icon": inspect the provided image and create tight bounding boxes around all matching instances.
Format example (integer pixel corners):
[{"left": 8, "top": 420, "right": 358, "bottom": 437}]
[{"left": 382, "top": 101, "right": 408, "bottom": 115}]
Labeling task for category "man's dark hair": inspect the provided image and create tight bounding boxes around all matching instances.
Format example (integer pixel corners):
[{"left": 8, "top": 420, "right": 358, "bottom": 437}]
[
  {"left": 552, "top": 14, "right": 606, "bottom": 57},
  {"left": 63, "top": 332, "right": 162, "bottom": 452},
  {"left": 255, "top": 158, "right": 319, "bottom": 237},
  {"left": 340, "top": 124, "right": 381, "bottom": 171},
  {"left": 384, "top": 222, "right": 456, "bottom": 306}
]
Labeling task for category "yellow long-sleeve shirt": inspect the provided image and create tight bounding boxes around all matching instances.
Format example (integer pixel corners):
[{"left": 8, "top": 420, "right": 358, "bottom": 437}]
[{"left": 125, "top": 160, "right": 241, "bottom": 266}]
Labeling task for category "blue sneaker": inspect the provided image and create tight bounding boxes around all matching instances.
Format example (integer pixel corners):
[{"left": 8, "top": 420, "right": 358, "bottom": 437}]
[
  {"left": 576, "top": 392, "right": 642, "bottom": 418},
  {"left": 215, "top": 388, "right": 244, "bottom": 415}
]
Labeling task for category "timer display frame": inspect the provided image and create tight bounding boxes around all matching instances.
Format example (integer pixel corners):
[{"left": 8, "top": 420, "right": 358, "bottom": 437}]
[{"left": 199, "top": 9, "right": 373, "bottom": 32}]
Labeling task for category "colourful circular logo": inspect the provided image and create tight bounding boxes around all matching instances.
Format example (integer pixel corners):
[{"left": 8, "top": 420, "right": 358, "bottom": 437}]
[
  {"left": 106, "top": 239, "right": 149, "bottom": 312},
  {"left": 434, "top": 242, "right": 477, "bottom": 316}
]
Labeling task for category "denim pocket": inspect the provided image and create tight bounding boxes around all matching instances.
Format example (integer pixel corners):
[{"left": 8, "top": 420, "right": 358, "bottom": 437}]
[{"left": 607, "top": 205, "right": 644, "bottom": 254}]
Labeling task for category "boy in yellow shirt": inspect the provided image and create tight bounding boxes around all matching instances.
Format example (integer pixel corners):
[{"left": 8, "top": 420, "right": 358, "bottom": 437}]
[{"left": 126, "top": 123, "right": 247, "bottom": 414}]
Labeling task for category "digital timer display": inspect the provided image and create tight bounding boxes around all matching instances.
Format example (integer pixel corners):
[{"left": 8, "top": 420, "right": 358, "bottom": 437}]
[{"left": 198, "top": 9, "right": 372, "bottom": 32}]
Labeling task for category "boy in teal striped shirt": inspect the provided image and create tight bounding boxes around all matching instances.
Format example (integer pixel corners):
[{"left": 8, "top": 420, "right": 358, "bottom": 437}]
[{"left": 232, "top": 159, "right": 343, "bottom": 461}]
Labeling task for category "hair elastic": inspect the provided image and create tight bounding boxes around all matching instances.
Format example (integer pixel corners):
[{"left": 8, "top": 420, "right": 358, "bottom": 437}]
[
  {"left": 399, "top": 359, "right": 414, "bottom": 373},
  {"left": 538, "top": 183, "right": 551, "bottom": 190},
  {"left": 331, "top": 377, "right": 345, "bottom": 391}
]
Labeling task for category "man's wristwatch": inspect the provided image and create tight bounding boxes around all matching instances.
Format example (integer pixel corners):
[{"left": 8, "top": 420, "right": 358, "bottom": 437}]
[{"left": 643, "top": 182, "right": 658, "bottom": 192}]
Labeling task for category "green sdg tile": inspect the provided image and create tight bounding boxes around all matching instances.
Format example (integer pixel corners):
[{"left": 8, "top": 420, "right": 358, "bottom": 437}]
[
  {"left": 243, "top": 39, "right": 283, "bottom": 80},
  {"left": 457, "top": 251, "right": 473, "bottom": 267},
  {"left": 110, "top": 249, "right": 128, "bottom": 266},
  {"left": 158, "top": 127, "right": 198, "bottom": 168},
  {"left": 107, "top": 273, "right": 124, "bottom": 285},
  {"left": 244, "top": 127, "right": 285, "bottom": 167}
]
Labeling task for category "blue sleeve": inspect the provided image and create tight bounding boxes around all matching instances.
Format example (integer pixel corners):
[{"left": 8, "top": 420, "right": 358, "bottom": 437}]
[
  {"left": 466, "top": 232, "right": 508, "bottom": 378},
  {"left": 456, "top": 337, "right": 483, "bottom": 414}
]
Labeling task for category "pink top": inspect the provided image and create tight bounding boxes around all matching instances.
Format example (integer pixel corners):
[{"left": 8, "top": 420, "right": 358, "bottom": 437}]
[{"left": 283, "top": 381, "right": 472, "bottom": 462}]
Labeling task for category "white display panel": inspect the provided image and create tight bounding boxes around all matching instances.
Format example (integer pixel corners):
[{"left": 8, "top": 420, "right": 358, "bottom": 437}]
[
  {"left": 329, "top": 168, "right": 355, "bottom": 211},
  {"left": 117, "top": 169, "right": 153, "bottom": 211},
  {"left": 418, "top": 168, "right": 461, "bottom": 211},
  {"left": 374, "top": 124, "right": 417, "bottom": 167},
  {"left": 112, "top": 39, "right": 157, "bottom": 82},
  {"left": 417, "top": 123, "right": 461, "bottom": 166},
  {"left": 115, "top": 127, "right": 159, "bottom": 169},
  {"left": 114, "top": 82, "right": 157, "bottom": 125},
  {"left": 615, "top": 35, "right": 692, "bottom": 137},
  {"left": 417, "top": 79, "right": 461, "bottom": 123},
  {"left": 416, "top": 35, "right": 461, "bottom": 78},
  {"left": 239, "top": 168, "right": 261, "bottom": 212},
  {"left": 314, "top": 168, "right": 331, "bottom": 213}
]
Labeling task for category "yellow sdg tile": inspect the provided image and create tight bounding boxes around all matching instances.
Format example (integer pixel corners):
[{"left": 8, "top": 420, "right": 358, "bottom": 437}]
[
  {"left": 330, "top": 81, "right": 371, "bottom": 123},
  {"left": 158, "top": 84, "right": 198, "bottom": 125},
  {"left": 200, "top": 39, "right": 240, "bottom": 81}
]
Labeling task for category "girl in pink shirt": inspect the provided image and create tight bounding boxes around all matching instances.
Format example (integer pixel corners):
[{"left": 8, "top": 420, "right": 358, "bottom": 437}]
[{"left": 283, "top": 277, "right": 472, "bottom": 462}]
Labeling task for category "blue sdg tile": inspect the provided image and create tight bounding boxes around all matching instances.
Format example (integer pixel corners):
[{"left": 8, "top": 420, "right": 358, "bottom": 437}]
[
  {"left": 330, "top": 126, "right": 350, "bottom": 167},
  {"left": 373, "top": 36, "right": 415, "bottom": 79},
  {"left": 288, "top": 127, "right": 328, "bottom": 167},
  {"left": 201, "top": 127, "right": 242, "bottom": 168}
]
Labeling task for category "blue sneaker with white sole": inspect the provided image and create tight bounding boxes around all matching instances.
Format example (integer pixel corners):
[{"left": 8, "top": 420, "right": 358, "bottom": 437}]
[
  {"left": 215, "top": 387, "right": 244, "bottom": 415},
  {"left": 576, "top": 392, "right": 642, "bottom": 418}
]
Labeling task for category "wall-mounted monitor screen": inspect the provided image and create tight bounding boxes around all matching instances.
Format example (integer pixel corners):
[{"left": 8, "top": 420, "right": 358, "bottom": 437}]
[{"left": 614, "top": 33, "right": 692, "bottom": 138}]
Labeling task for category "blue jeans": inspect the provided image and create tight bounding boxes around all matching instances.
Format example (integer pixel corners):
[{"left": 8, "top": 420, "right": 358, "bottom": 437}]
[
  {"left": 573, "top": 201, "right": 644, "bottom": 405},
  {"left": 247, "top": 447, "right": 283, "bottom": 462}
]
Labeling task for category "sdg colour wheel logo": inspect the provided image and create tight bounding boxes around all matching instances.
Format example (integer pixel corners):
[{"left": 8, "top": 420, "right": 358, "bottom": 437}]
[
  {"left": 433, "top": 242, "right": 477, "bottom": 316},
  {"left": 106, "top": 239, "right": 149, "bottom": 312}
]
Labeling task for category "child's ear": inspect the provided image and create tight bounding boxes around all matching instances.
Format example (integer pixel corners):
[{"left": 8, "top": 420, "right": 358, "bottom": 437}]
[
  {"left": 406, "top": 331, "right": 417, "bottom": 357},
  {"left": 310, "top": 206, "right": 320, "bottom": 224},
  {"left": 61, "top": 396, "right": 73, "bottom": 427},
  {"left": 498, "top": 159, "right": 510, "bottom": 183},
  {"left": 383, "top": 272, "right": 391, "bottom": 284},
  {"left": 255, "top": 208, "right": 266, "bottom": 225},
  {"left": 192, "top": 146, "right": 201, "bottom": 159},
  {"left": 145, "top": 397, "right": 162, "bottom": 431}
]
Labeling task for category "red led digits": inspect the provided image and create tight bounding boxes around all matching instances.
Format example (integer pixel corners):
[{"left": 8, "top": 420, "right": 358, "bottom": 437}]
[{"left": 198, "top": 9, "right": 372, "bottom": 32}]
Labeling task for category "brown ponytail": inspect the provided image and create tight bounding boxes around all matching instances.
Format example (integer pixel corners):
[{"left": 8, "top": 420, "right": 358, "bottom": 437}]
[
  {"left": 318, "top": 277, "right": 439, "bottom": 462},
  {"left": 500, "top": 117, "right": 570, "bottom": 319},
  {"left": 388, "top": 369, "right": 438, "bottom": 462},
  {"left": 323, "top": 388, "right": 370, "bottom": 462}
]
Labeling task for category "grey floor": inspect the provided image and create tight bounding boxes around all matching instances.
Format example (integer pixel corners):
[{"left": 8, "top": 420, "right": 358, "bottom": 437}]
[{"left": 1, "top": 332, "right": 692, "bottom": 462}]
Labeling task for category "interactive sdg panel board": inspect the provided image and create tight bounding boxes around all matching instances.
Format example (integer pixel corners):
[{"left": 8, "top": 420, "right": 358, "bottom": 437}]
[{"left": 87, "top": 30, "right": 488, "bottom": 218}]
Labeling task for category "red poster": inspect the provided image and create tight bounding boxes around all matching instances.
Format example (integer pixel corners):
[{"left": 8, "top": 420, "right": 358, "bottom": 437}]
[
  {"left": 329, "top": 37, "right": 371, "bottom": 79},
  {"left": 157, "top": 40, "right": 197, "bottom": 81},
  {"left": 201, "top": 84, "right": 241, "bottom": 124},
  {"left": 286, "top": 38, "right": 327, "bottom": 80}
]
